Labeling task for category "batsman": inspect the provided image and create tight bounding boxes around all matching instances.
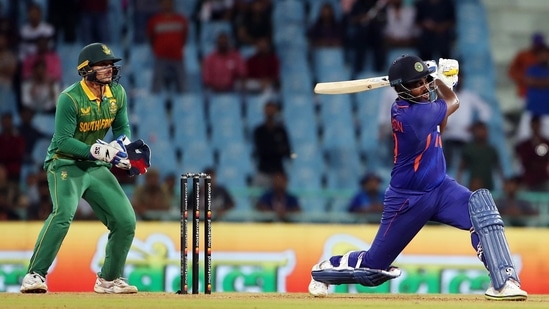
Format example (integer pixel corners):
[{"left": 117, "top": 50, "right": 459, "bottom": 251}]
[
  {"left": 20, "top": 43, "right": 151, "bottom": 294},
  {"left": 309, "top": 55, "right": 528, "bottom": 301}
]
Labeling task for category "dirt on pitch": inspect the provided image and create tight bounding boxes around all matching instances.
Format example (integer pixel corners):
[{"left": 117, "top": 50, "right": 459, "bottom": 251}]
[{"left": 2, "top": 292, "right": 548, "bottom": 309}]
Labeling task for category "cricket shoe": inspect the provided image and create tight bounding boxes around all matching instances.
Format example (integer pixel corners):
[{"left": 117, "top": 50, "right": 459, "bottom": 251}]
[
  {"left": 20, "top": 272, "right": 48, "bottom": 293},
  {"left": 94, "top": 276, "right": 138, "bottom": 294},
  {"left": 485, "top": 279, "right": 527, "bottom": 301},
  {"left": 308, "top": 260, "right": 332, "bottom": 297}
]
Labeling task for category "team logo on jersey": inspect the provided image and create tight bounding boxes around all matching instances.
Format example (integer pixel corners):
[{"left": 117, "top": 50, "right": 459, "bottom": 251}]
[
  {"left": 414, "top": 62, "right": 424, "bottom": 72},
  {"left": 102, "top": 44, "right": 112, "bottom": 56},
  {"left": 80, "top": 106, "right": 91, "bottom": 115},
  {"left": 61, "top": 170, "right": 68, "bottom": 180},
  {"left": 109, "top": 100, "right": 118, "bottom": 113}
]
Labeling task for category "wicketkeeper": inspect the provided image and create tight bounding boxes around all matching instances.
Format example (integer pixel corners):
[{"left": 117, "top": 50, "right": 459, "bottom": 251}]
[{"left": 20, "top": 43, "right": 151, "bottom": 294}]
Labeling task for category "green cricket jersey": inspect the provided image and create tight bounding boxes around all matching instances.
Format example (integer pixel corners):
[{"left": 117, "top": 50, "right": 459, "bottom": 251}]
[{"left": 45, "top": 80, "right": 131, "bottom": 167}]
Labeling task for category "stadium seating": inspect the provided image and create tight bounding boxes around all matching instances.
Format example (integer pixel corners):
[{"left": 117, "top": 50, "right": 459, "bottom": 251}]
[
  {"left": 243, "top": 93, "right": 269, "bottom": 134},
  {"left": 32, "top": 113, "right": 56, "bottom": 137}
]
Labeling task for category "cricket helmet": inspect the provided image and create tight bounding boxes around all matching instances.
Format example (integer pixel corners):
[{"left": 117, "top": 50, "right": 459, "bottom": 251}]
[
  {"left": 77, "top": 42, "right": 121, "bottom": 84},
  {"left": 388, "top": 55, "right": 431, "bottom": 87},
  {"left": 388, "top": 55, "right": 436, "bottom": 103}
]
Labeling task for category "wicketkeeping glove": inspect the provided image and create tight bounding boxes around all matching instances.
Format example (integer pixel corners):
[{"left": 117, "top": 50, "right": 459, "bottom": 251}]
[
  {"left": 437, "top": 58, "right": 459, "bottom": 88},
  {"left": 92, "top": 135, "right": 131, "bottom": 169},
  {"left": 125, "top": 139, "right": 151, "bottom": 176}
]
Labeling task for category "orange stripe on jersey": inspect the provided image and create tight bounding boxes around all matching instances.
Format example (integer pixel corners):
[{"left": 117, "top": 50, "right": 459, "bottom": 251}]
[
  {"left": 414, "top": 133, "right": 432, "bottom": 171},
  {"left": 435, "top": 135, "right": 442, "bottom": 148}
]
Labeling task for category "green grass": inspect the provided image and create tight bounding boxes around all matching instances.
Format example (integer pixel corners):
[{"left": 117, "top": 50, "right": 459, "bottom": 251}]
[{"left": 2, "top": 293, "right": 548, "bottom": 309}]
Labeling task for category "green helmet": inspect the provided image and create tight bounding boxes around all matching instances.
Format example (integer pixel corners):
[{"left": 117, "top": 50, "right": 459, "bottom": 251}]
[
  {"left": 77, "top": 43, "right": 121, "bottom": 69},
  {"left": 77, "top": 43, "right": 122, "bottom": 83}
]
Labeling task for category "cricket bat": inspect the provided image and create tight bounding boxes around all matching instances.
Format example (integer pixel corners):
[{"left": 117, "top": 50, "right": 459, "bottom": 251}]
[{"left": 314, "top": 76, "right": 390, "bottom": 95}]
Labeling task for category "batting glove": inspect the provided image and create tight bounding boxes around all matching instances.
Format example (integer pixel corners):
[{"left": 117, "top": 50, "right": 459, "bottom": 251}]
[
  {"left": 437, "top": 58, "right": 459, "bottom": 88},
  {"left": 92, "top": 135, "right": 131, "bottom": 169}
]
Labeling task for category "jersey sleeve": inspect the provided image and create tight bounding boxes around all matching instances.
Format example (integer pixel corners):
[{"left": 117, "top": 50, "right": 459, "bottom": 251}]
[
  {"left": 110, "top": 85, "right": 131, "bottom": 139},
  {"left": 53, "top": 92, "right": 95, "bottom": 158}
]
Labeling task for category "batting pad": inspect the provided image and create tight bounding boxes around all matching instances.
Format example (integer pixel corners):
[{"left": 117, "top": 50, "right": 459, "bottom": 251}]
[
  {"left": 469, "top": 189, "right": 519, "bottom": 290},
  {"left": 312, "top": 267, "right": 401, "bottom": 287}
]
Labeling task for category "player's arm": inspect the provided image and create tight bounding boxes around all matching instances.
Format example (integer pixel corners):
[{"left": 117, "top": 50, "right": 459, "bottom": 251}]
[
  {"left": 435, "top": 80, "right": 458, "bottom": 134},
  {"left": 433, "top": 59, "right": 460, "bottom": 133},
  {"left": 53, "top": 92, "right": 97, "bottom": 158}
]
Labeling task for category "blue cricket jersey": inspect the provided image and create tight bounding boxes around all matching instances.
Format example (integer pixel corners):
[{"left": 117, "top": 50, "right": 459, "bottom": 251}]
[{"left": 389, "top": 99, "right": 447, "bottom": 191}]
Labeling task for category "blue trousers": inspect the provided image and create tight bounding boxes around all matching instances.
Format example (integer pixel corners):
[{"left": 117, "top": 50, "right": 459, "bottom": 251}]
[{"left": 330, "top": 175, "right": 482, "bottom": 270}]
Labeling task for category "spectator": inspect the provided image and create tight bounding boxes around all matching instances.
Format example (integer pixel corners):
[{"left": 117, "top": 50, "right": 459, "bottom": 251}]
[
  {"left": 197, "top": 0, "right": 234, "bottom": 22},
  {"left": 19, "top": 3, "right": 55, "bottom": 61},
  {"left": 162, "top": 173, "right": 179, "bottom": 209},
  {"left": 0, "top": 33, "right": 17, "bottom": 104},
  {"left": 0, "top": 164, "right": 21, "bottom": 220},
  {"left": 244, "top": 36, "right": 279, "bottom": 95},
  {"left": 79, "top": 0, "right": 110, "bottom": 44},
  {"left": 383, "top": 0, "right": 418, "bottom": 50},
  {"left": 235, "top": 0, "right": 272, "bottom": 47},
  {"left": 307, "top": 2, "right": 345, "bottom": 48},
  {"left": 46, "top": 0, "right": 79, "bottom": 43},
  {"left": 377, "top": 86, "right": 398, "bottom": 166},
  {"left": 255, "top": 171, "right": 300, "bottom": 222},
  {"left": 0, "top": 113, "right": 26, "bottom": 185},
  {"left": 348, "top": 173, "right": 384, "bottom": 215},
  {"left": 17, "top": 107, "right": 49, "bottom": 165},
  {"left": 0, "top": 2, "right": 19, "bottom": 49},
  {"left": 515, "top": 115, "right": 549, "bottom": 192},
  {"left": 508, "top": 32, "right": 546, "bottom": 103},
  {"left": 189, "top": 168, "right": 235, "bottom": 221},
  {"left": 22, "top": 35, "right": 62, "bottom": 82},
  {"left": 21, "top": 59, "right": 60, "bottom": 114},
  {"left": 515, "top": 46, "right": 549, "bottom": 142},
  {"left": 457, "top": 121, "right": 502, "bottom": 191},
  {"left": 25, "top": 169, "right": 51, "bottom": 221},
  {"left": 252, "top": 101, "right": 292, "bottom": 188},
  {"left": 229, "top": 0, "right": 250, "bottom": 45},
  {"left": 495, "top": 176, "right": 538, "bottom": 227},
  {"left": 0, "top": 187, "right": 20, "bottom": 220},
  {"left": 132, "top": 0, "right": 160, "bottom": 44},
  {"left": 20, "top": 170, "right": 40, "bottom": 211},
  {"left": 346, "top": 0, "right": 388, "bottom": 74},
  {"left": 443, "top": 78, "right": 492, "bottom": 172},
  {"left": 202, "top": 32, "right": 246, "bottom": 93},
  {"left": 147, "top": 0, "right": 189, "bottom": 94},
  {"left": 414, "top": 0, "right": 456, "bottom": 61},
  {"left": 132, "top": 168, "right": 171, "bottom": 220}
]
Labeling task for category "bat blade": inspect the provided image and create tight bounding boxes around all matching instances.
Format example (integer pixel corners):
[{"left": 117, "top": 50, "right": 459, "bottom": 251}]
[{"left": 314, "top": 76, "right": 390, "bottom": 95}]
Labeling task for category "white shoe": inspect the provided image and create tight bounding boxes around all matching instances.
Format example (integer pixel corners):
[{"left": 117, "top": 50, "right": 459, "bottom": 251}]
[
  {"left": 94, "top": 277, "right": 138, "bottom": 294},
  {"left": 20, "top": 272, "right": 48, "bottom": 293},
  {"left": 308, "top": 260, "right": 332, "bottom": 297},
  {"left": 485, "top": 279, "right": 527, "bottom": 301}
]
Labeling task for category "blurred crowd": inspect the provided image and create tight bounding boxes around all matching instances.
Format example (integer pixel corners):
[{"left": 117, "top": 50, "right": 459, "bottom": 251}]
[{"left": 0, "top": 0, "right": 547, "bottom": 226}]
